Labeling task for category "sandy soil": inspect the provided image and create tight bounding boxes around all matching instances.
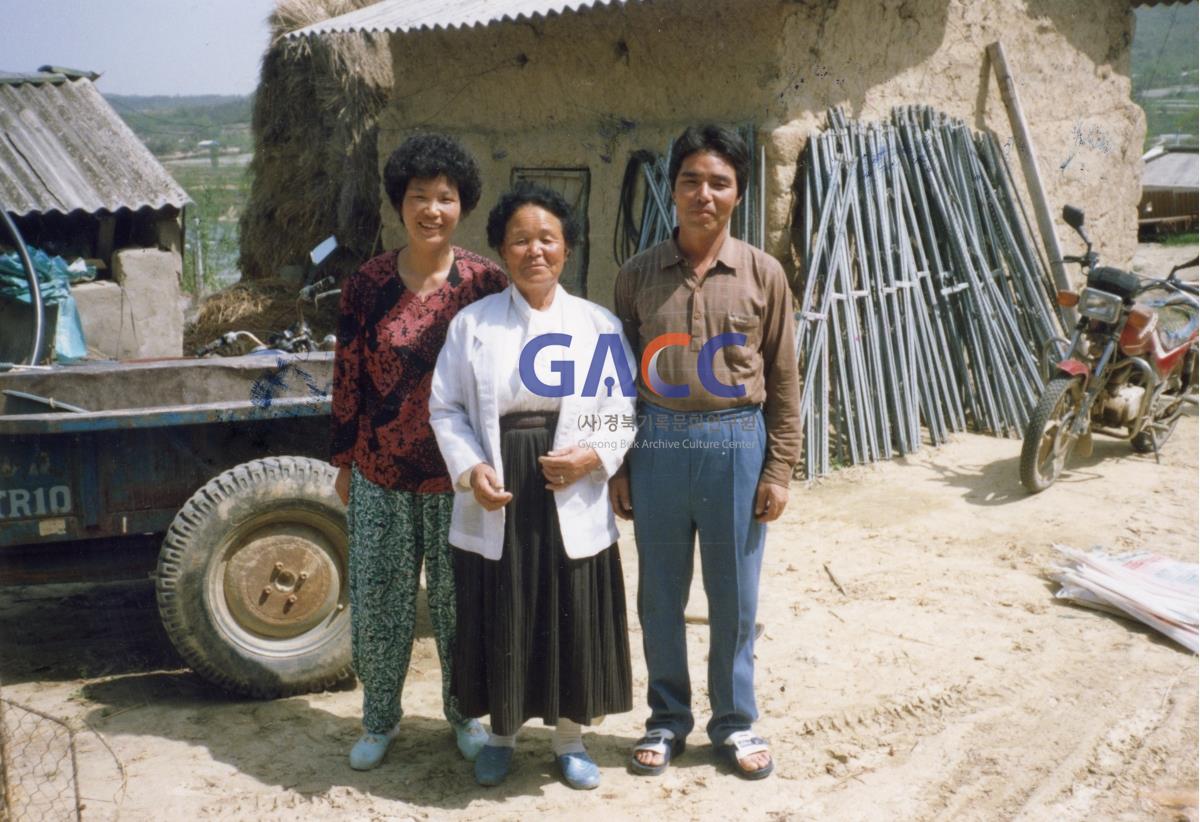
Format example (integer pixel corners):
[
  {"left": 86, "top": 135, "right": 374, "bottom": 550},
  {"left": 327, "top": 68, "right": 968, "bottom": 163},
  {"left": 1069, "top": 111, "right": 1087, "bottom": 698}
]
[
  {"left": 1131, "top": 242, "right": 1198, "bottom": 281},
  {"left": 2, "top": 403, "right": 1195, "bottom": 822}
]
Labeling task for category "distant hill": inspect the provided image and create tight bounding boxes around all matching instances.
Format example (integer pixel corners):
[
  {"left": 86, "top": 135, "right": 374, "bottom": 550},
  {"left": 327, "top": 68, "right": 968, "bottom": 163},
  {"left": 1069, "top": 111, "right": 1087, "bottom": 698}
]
[
  {"left": 1132, "top": 2, "right": 1199, "bottom": 147},
  {"left": 105, "top": 93, "right": 253, "bottom": 158}
]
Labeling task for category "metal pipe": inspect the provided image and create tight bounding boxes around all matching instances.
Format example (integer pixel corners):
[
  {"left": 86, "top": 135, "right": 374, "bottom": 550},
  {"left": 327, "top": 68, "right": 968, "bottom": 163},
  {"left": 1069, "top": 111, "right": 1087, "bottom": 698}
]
[
  {"left": 1124, "top": 356, "right": 1159, "bottom": 438},
  {"left": 987, "top": 41, "right": 1075, "bottom": 324},
  {"left": 0, "top": 208, "right": 45, "bottom": 365}
]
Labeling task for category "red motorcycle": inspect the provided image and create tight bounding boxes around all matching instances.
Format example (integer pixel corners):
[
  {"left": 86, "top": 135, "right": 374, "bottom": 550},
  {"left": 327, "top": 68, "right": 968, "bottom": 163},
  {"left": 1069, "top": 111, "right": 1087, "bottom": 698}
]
[{"left": 1020, "top": 205, "right": 1198, "bottom": 493}]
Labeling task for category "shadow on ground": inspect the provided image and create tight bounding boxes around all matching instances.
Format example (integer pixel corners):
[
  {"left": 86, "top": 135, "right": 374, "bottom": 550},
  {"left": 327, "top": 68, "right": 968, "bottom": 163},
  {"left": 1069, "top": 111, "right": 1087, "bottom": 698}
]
[
  {"left": 1040, "top": 577, "right": 1194, "bottom": 656},
  {"left": 923, "top": 435, "right": 1147, "bottom": 506},
  {"left": 0, "top": 579, "right": 181, "bottom": 686},
  {"left": 0, "top": 577, "right": 662, "bottom": 809},
  {"left": 79, "top": 669, "right": 662, "bottom": 810}
]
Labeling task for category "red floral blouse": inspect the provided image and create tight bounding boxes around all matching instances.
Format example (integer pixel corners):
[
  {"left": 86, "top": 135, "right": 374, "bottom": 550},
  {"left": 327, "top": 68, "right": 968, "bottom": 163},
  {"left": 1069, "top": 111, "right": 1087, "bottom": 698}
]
[{"left": 331, "top": 247, "right": 507, "bottom": 492}]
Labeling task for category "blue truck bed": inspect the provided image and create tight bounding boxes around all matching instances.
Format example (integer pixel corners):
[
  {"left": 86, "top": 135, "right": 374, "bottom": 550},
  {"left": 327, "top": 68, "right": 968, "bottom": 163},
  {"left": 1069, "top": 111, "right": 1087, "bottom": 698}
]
[{"left": 0, "top": 352, "right": 333, "bottom": 550}]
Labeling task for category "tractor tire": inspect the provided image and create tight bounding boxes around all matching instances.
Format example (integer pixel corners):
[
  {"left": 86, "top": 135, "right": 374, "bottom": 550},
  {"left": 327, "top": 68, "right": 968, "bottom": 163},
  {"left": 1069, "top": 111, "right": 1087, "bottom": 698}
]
[
  {"left": 1020, "top": 376, "right": 1083, "bottom": 494},
  {"left": 156, "top": 456, "right": 352, "bottom": 697}
]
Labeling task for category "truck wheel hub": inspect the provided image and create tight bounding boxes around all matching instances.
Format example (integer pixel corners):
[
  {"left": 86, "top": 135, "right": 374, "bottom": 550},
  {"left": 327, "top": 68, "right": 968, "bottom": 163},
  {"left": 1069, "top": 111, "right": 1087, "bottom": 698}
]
[{"left": 223, "top": 524, "right": 339, "bottom": 638}]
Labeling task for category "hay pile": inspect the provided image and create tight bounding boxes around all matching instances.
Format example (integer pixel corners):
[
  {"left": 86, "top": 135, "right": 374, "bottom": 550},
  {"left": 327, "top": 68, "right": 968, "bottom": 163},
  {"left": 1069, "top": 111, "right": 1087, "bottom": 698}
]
[
  {"left": 238, "top": 0, "right": 393, "bottom": 281},
  {"left": 183, "top": 278, "right": 340, "bottom": 354}
]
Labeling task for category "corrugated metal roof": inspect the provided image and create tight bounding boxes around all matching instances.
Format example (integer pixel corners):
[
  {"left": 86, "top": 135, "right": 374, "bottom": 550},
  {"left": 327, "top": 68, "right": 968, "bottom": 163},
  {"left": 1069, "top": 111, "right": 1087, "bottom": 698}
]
[
  {"left": 288, "top": 0, "right": 1180, "bottom": 37},
  {"left": 1143, "top": 148, "right": 1199, "bottom": 192},
  {"left": 287, "top": 0, "right": 635, "bottom": 38},
  {"left": 0, "top": 71, "right": 189, "bottom": 217}
]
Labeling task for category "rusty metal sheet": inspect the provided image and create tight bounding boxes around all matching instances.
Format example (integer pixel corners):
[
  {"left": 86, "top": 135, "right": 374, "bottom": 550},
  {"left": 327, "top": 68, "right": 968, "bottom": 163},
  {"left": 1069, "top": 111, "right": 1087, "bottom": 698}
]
[
  {"left": 0, "top": 397, "right": 331, "bottom": 436},
  {"left": 0, "top": 352, "right": 333, "bottom": 411}
]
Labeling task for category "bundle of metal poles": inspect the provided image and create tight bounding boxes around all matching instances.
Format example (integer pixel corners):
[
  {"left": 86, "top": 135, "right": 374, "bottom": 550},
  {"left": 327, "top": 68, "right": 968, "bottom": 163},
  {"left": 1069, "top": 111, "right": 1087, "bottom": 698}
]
[{"left": 794, "top": 106, "right": 1065, "bottom": 478}]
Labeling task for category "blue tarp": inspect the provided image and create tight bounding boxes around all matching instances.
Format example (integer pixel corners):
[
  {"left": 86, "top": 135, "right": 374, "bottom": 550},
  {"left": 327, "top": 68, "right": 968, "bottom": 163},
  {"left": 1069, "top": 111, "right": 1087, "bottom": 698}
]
[{"left": 0, "top": 248, "right": 97, "bottom": 361}]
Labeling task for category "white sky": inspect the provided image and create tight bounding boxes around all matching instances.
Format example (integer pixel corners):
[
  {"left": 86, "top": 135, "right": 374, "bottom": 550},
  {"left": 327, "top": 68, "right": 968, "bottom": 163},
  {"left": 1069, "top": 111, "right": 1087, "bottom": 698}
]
[{"left": 3, "top": 0, "right": 277, "bottom": 96}]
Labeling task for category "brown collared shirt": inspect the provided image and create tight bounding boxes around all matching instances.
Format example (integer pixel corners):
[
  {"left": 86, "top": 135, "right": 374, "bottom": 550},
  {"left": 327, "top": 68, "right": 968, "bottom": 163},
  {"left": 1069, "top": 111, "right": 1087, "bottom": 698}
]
[{"left": 613, "top": 233, "right": 800, "bottom": 486}]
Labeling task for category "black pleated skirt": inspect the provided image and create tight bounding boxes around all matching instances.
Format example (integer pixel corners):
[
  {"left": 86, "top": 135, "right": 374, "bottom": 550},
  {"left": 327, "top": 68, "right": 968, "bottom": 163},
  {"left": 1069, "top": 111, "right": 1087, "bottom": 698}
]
[{"left": 452, "top": 412, "right": 633, "bottom": 735}]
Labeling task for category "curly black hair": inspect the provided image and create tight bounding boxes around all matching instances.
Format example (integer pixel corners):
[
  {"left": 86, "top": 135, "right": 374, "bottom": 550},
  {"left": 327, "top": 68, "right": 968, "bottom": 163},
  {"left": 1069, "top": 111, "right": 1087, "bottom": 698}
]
[
  {"left": 486, "top": 181, "right": 582, "bottom": 251},
  {"left": 668, "top": 124, "right": 750, "bottom": 198},
  {"left": 383, "top": 133, "right": 482, "bottom": 219}
]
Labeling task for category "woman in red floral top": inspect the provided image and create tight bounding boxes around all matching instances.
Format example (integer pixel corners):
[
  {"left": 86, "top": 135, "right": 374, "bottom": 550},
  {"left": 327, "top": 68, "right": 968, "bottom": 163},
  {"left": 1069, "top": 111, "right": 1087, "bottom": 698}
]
[{"left": 331, "top": 133, "right": 507, "bottom": 771}]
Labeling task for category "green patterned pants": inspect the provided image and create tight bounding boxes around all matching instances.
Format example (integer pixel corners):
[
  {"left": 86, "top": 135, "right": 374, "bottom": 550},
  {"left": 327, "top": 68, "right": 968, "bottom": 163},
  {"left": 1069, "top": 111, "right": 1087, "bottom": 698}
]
[{"left": 348, "top": 468, "right": 464, "bottom": 734}]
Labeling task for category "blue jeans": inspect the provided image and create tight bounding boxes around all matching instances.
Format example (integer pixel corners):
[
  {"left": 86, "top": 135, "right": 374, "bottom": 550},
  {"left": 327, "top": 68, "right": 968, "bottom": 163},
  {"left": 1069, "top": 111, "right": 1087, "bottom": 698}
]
[{"left": 630, "top": 402, "right": 767, "bottom": 745}]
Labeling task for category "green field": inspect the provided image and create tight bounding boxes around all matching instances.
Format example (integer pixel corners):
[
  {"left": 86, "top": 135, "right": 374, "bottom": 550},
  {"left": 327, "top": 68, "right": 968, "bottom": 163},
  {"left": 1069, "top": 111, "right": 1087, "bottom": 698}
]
[
  {"left": 107, "top": 94, "right": 252, "bottom": 157},
  {"left": 1162, "top": 231, "right": 1199, "bottom": 247},
  {"left": 165, "top": 158, "right": 252, "bottom": 294},
  {"left": 108, "top": 94, "right": 254, "bottom": 293},
  {"left": 1132, "top": 3, "right": 1199, "bottom": 148}
]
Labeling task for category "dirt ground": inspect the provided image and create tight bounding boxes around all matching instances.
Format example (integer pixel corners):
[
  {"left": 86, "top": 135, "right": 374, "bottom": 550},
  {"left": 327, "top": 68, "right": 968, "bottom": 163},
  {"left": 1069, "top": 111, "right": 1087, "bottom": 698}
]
[
  {"left": 2, "top": 243, "right": 1197, "bottom": 821},
  {"left": 1, "top": 402, "right": 1196, "bottom": 821},
  {"left": 1131, "top": 242, "right": 1199, "bottom": 281}
]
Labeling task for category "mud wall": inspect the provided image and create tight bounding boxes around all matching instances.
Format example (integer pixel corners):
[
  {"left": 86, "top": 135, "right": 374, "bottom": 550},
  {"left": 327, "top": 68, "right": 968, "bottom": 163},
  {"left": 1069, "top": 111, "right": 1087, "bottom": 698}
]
[
  {"left": 73, "top": 249, "right": 184, "bottom": 359},
  {"left": 379, "top": 0, "right": 1143, "bottom": 305}
]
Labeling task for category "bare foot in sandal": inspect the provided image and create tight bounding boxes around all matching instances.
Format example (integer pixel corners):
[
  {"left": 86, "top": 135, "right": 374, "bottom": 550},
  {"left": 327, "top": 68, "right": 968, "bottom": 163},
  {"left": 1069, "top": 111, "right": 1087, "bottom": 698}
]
[
  {"left": 735, "top": 750, "right": 771, "bottom": 774},
  {"left": 635, "top": 749, "right": 664, "bottom": 768},
  {"left": 718, "top": 730, "right": 774, "bottom": 780},
  {"left": 629, "top": 728, "right": 684, "bottom": 776}
]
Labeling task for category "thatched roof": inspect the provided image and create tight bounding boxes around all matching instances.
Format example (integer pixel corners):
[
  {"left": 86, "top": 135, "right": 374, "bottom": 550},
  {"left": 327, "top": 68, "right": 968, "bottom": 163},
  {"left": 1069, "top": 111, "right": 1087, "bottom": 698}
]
[{"left": 238, "top": 0, "right": 393, "bottom": 281}]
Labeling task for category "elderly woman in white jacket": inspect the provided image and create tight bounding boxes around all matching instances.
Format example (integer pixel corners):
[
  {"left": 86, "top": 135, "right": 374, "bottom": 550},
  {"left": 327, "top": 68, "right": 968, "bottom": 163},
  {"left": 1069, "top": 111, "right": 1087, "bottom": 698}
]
[{"left": 430, "top": 183, "right": 635, "bottom": 791}]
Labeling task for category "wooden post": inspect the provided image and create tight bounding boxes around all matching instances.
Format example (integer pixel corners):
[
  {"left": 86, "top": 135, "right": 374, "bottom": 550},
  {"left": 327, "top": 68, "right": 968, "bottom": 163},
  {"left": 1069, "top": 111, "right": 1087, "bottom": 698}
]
[
  {"left": 987, "top": 41, "right": 1076, "bottom": 325},
  {"left": 95, "top": 214, "right": 116, "bottom": 267},
  {"left": 193, "top": 214, "right": 204, "bottom": 298}
]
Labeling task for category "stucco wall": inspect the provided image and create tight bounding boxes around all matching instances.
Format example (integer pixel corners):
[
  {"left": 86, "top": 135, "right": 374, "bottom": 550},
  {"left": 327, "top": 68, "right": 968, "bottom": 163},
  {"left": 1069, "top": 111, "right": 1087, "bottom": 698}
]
[{"left": 379, "top": 0, "right": 1143, "bottom": 306}]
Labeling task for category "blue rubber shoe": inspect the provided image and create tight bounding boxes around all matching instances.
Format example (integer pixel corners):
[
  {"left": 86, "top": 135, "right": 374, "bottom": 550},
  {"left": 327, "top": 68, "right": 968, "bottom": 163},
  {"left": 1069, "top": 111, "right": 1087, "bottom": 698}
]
[
  {"left": 454, "top": 718, "right": 488, "bottom": 761},
  {"left": 348, "top": 723, "right": 401, "bottom": 771},
  {"left": 474, "top": 744, "right": 515, "bottom": 787},
  {"left": 557, "top": 751, "right": 600, "bottom": 790}
]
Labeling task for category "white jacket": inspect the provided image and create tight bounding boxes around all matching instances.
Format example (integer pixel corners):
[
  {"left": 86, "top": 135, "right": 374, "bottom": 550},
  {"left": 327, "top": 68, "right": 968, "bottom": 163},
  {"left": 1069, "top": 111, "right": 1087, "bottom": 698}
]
[{"left": 429, "top": 286, "right": 635, "bottom": 560}]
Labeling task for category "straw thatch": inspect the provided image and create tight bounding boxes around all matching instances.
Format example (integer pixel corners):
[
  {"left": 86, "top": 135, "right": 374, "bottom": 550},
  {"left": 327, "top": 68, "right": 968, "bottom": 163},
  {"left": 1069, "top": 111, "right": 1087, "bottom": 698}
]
[
  {"left": 238, "top": 0, "right": 393, "bottom": 281},
  {"left": 183, "top": 278, "right": 341, "bottom": 354}
]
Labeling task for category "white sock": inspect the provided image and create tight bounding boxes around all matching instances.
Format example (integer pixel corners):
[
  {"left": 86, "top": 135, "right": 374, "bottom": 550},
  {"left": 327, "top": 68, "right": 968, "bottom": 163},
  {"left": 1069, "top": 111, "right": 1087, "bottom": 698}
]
[
  {"left": 552, "top": 719, "right": 586, "bottom": 756},
  {"left": 487, "top": 732, "right": 517, "bottom": 748}
]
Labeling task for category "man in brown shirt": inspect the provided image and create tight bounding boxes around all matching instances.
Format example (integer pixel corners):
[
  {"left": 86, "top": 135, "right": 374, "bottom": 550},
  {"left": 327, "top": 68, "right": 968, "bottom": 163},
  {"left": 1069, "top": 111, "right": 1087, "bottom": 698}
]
[{"left": 612, "top": 125, "right": 799, "bottom": 781}]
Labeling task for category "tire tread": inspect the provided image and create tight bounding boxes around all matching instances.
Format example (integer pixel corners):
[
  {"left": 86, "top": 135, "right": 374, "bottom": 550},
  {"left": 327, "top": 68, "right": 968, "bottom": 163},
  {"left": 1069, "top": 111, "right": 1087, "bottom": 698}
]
[
  {"left": 156, "top": 456, "right": 352, "bottom": 698},
  {"left": 1019, "top": 376, "right": 1079, "bottom": 494}
]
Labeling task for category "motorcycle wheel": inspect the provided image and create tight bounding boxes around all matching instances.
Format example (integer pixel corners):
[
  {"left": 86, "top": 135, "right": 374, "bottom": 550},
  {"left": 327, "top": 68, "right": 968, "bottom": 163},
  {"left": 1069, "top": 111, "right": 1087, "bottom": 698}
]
[
  {"left": 1131, "top": 380, "right": 1190, "bottom": 455},
  {"left": 1020, "top": 375, "right": 1083, "bottom": 494}
]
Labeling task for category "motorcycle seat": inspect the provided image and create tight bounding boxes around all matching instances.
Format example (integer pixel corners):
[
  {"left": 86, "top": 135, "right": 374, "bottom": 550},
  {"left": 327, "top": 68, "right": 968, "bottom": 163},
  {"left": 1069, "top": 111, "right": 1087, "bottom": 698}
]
[{"left": 1153, "top": 304, "right": 1198, "bottom": 350}]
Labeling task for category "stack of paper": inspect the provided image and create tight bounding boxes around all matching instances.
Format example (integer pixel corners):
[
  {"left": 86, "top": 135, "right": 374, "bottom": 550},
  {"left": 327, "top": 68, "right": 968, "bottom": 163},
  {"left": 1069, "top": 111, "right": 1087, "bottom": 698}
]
[{"left": 1050, "top": 545, "right": 1199, "bottom": 654}]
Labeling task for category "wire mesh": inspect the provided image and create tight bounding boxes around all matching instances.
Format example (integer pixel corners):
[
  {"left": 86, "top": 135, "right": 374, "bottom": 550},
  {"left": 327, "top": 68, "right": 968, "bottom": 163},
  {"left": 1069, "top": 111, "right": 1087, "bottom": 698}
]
[{"left": 0, "top": 698, "right": 81, "bottom": 822}]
